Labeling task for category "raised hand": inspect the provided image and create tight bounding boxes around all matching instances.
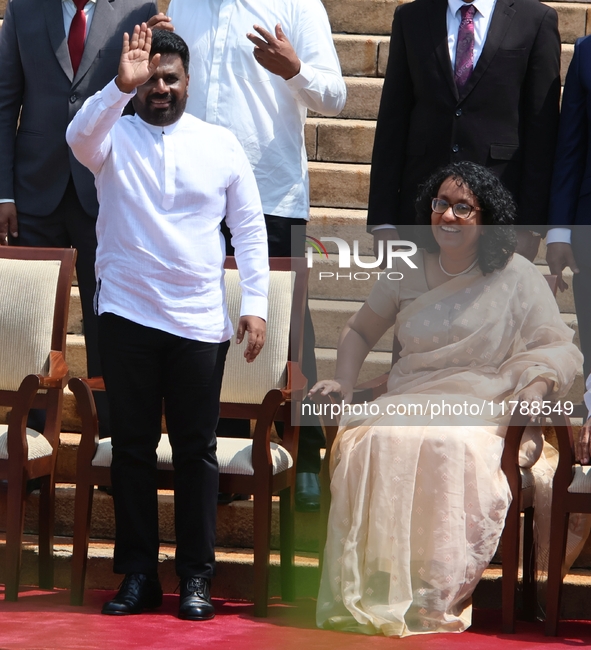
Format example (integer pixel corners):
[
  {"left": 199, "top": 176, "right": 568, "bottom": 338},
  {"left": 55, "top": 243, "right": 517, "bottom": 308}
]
[
  {"left": 246, "top": 23, "right": 301, "bottom": 80},
  {"left": 115, "top": 24, "right": 161, "bottom": 94}
]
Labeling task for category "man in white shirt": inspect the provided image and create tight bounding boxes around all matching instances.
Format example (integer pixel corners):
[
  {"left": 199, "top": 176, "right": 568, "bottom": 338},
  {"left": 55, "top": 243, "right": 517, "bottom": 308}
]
[
  {"left": 67, "top": 26, "right": 269, "bottom": 621},
  {"left": 166, "top": 0, "right": 347, "bottom": 510},
  {"left": 367, "top": 0, "right": 561, "bottom": 262}
]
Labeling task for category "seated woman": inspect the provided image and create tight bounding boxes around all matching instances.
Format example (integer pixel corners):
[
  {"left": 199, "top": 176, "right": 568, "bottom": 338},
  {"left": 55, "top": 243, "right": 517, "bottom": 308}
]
[{"left": 310, "top": 162, "right": 584, "bottom": 636}]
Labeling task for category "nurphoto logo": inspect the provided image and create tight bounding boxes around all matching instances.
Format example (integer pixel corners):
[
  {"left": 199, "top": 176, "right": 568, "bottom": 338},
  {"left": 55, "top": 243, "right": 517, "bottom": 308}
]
[{"left": 305, "top": 236, "right": 418, "bottom": 281}]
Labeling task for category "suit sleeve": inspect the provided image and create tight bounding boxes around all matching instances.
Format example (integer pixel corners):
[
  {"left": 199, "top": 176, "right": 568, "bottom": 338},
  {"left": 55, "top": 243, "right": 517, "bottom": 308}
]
[
  {"left": 549, "top": 38, "right": 588, "bottom": 227},
  {"left": 517, "top": 6, "right": 561, "bottom": 228},
  {"left": 0, "top": 0, "right": 24, "bottom": 201},
  {"left": 366, "top": 6, "right": 414, "bottom": 227}
]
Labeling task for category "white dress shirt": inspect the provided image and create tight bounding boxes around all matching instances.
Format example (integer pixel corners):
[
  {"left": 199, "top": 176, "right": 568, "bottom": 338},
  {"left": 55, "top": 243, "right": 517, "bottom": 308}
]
[
  {"left": 167, "top": 0, "right": 346, "bottom": 221},
  {"left": 66, "top": 80, "right": 269, "bottom": 343},
  {"left": 447, "top": 0, "right": 496, "bottom": 69},
  {"left": 372, "top": 0, "right": 497, "bottom": 233},
  {"left": 0, "top": 0, "right": 97, "bottom": 206},
  {"left": 62, "top": 0, "right": 96, "bottom": 39}
]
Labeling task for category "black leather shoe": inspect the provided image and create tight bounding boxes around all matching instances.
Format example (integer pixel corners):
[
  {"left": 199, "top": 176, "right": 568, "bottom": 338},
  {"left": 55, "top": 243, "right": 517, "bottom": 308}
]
[
  {"left": 178, "top": 577, "right": 215, "bottom": 620},
  {"left": 295, "top": 472, "right": 320, "bottom": 512},
  {"left": 101, "top": 573, "right": 162, "bottom": 615}
]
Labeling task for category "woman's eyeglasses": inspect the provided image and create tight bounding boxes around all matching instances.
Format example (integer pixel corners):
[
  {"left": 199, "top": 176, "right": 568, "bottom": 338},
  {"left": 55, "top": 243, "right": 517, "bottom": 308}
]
[{"left": 431, "top": 198, "right": 481, "bottom": 220}]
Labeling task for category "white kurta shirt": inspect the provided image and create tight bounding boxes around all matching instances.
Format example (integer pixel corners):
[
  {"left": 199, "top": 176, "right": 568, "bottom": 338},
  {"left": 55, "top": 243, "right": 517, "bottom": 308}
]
[
  {"left": 167, "top": 0, "right": 347, "bottom": 220},
  {"left": 66, "top": 79, "right": 269, "bottom": 343}
]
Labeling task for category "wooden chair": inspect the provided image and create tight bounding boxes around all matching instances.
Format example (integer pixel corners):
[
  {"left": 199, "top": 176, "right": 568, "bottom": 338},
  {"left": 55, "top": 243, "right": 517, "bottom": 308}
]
[
  {"left": 69, "top": 257, "right": 308, "bottom": 616},
  {"left": 544, "top": 413, "right": 591, "bottom": 635},
  {"left": 317, "top": 274, "right": 563, "bottom": 634},
  {"left": 0, "top": 247, "right": 76, "bottom": 600}
]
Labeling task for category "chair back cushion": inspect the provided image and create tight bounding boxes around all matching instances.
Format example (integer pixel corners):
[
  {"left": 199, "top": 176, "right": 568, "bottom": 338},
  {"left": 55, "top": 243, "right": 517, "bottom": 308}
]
[
  {"left": 220, "top": 269, "right": 292, "bottom": 404},
  {"left": 0, "top": 424, "right": 53, "bottom": 460},
  {"left": 0, "top": 259, "right": 60, "bottom": 391},
  {"left": 92, "top": 434, "right": 293, "bottom": 475}
]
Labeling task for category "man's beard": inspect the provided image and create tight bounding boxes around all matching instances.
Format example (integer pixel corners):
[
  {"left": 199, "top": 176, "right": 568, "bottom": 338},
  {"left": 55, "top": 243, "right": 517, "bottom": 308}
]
[{"left": 143, "top": 92, "right": 188, "bottom": 126}]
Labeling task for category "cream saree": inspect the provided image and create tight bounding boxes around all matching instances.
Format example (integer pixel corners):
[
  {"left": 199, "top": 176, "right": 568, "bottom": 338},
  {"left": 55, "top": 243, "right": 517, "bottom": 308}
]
[{"left": 317, "top": 253, "right": 584, "bottom": 636}]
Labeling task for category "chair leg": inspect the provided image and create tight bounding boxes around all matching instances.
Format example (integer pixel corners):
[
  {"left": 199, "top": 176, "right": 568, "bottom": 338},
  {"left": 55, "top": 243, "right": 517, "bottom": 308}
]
[
  {"left": 37, "top": 474, "right": 55, "bottom": 590},
  {"left": 279, "top": 486, "right": 295, "bottom": 602},
  {"left": 5, "top": 470, "right": 27, "bottom": 601},
  {"left": 501, "top": 501, "right": 520, "bottom": 633},
  {"left": 70, "top": 481, "right": 95, "bottom": 606},
  {"left": 522, "top": 506, "right": 536, "bottom": 621},
  {"left": 545, "top": 509, "right": 569, "bottom": 636},
  {"left": 253, "top": 482, "right": 272, "bottom": 617}
]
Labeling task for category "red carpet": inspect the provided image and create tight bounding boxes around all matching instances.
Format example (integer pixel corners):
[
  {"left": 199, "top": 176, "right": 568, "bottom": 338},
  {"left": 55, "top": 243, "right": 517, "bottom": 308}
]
[{"left": 0, "top": 588, "right": 590, "bottom": 649}]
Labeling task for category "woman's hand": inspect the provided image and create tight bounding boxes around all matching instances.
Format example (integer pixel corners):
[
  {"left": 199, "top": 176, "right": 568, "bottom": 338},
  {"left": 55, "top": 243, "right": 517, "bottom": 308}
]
[
  {"left": 576, "top": 418, "right": 591, "bottom": 465},
  {"left": 308, "top": 379, "right": 354, "bottom": 405},
  {"left": 516, "top": 377, "right": 554, "bottom": 422}
]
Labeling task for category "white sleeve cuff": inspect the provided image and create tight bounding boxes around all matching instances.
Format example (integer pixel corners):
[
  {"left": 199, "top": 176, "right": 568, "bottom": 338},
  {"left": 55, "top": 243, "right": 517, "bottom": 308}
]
[
  {"left": 0, "top": 199, "right": 15, "bottom": 204},
  {"left": 546, "top": 227, "right": 572, "bottom": 245},
  {"left": 103, "top": 78, "right": 137, "bottom": 108},
  {"left": 240, "top": 295, "right": 268, "bottom": 321},
  {"left": 284, "top": 60, "right": 315, "bottom": 92}
]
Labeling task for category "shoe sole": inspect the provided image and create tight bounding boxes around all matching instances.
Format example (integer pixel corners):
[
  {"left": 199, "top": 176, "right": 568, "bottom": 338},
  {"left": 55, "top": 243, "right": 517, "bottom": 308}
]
[
  {"left": 178, "top": 611, "right": 215, "bottom": 621},
  {"left": 101, "top": 599, "right": 163, "bottom": 615}
]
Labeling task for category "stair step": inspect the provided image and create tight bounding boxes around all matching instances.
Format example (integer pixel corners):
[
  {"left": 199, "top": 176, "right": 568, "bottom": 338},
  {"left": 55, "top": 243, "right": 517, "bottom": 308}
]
[
  {"left": 0, "top": 486, "right": 323, "bottom": 553},
  {"left": 333, "top": 34, "right": 389, "bottom": 77},
  {"left": 322, "top": 0, "right": 397, "bottom": 35},
  {"left": 67, "top": 287, "right": 83, "bottom": 335},
  {"left": 309, "top": 161, "right": 370, "bottom": 209},
  {"left": 4, "top": 534, "right": 591, "bottom": 616},
  {"left": 0, "top": 534, "right": 320, "bottom": 600},
  {"left": 306, "top": 118, "right": 376, "bottom": 163},
  {"left": 309, "top": 77, "right": 383, "bottom": 122}
]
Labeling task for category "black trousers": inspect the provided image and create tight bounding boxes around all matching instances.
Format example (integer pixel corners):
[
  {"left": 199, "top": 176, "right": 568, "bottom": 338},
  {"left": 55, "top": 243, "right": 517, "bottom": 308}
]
[
  {"left": 220, "top": 214, "right": 325, "bottom": 473},
  {"left": 11, "top": 178, "right": 109, "bottom": 436},
  {"left": 98, "top": 313, "right": 229, "bottom": 578}
]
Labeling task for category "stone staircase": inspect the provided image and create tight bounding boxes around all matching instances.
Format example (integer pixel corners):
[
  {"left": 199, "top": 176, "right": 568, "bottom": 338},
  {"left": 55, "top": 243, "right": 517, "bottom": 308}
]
[{"left": 2, "top": 0, "right": 591, "bottom": 614}]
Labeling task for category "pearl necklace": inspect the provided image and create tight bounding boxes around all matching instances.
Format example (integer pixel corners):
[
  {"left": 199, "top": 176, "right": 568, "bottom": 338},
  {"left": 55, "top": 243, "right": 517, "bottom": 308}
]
[{"left": 438, "top": 254, "right": 479, "bottom": 277}]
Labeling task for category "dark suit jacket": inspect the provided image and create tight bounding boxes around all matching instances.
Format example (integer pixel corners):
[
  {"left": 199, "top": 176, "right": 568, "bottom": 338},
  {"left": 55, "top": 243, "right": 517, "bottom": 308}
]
[
  {"left": 367, "top": 0, "right": 561, "bottom": 229},
  {"left": 0, "top": 0, "right": 157, "bottom": 218},
  {"left": 549, "top": 36, "right": 591, "bottom": 227}
]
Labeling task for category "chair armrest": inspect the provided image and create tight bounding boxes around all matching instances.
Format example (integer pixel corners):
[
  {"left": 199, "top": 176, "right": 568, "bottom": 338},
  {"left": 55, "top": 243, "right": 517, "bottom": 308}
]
[
  {"left": 550, "top": 412, "right": 577, "bottom": 494},
  {"left": 68, "top": 377, "right": 101, "bottom": 468},
  {"left": 251, "top": 388, "right": 286, "bottom": 475},
  {"left": 501, "top": 412, "right": 531, "bottom": 498},
  {"left": 6, "top": 374, "right": 43, "bottom": 463},
  {"left": 80, "top": 377, "right": 106, "bottom": 391},
  {"left": 352, "top": 373, "right": 389, "bottom": 403},
  {"left": 282, "top": 361, "right": 307, "bottom": 402},
  {"left": 38, "top": 351, "right": 69, "bottom": 389}
]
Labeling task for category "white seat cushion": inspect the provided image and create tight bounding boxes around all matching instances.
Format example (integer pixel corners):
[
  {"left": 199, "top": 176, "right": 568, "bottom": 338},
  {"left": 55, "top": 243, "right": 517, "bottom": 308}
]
[
  {"left": 568, "top": 465, "right": 591, "bottom": 493},
  {"left": 0, "top": 424, "right": 53, "bottom": 461},
  {"left": 0, "top": 259, "right": 60, "bottom": 391},
  {"left": 92, "top": 434, "right": 293, "bottom": 476}
]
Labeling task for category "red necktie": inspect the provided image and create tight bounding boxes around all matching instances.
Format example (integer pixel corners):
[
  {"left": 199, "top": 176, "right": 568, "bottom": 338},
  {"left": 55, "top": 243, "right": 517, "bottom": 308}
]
[{"left": 68, "top": 0, "right": 88, "bottom": 75}]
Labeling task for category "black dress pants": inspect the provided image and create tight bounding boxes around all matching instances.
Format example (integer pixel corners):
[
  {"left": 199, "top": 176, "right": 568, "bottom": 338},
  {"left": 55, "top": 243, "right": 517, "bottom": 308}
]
[
  {"left": 98, "top": 313, "right": 229, "bottom": 578},
  {"left": 12, "top": 178, "right": 109, "bottom": 436},
  {"left": 219, "top": 214, "right": 325, "bottom": 473}
]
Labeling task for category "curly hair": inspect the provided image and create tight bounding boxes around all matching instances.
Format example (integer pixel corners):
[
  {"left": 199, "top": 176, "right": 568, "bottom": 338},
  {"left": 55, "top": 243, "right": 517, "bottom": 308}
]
[{"left": 414, "top": 162, "right": 517, "bottom": 274}]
